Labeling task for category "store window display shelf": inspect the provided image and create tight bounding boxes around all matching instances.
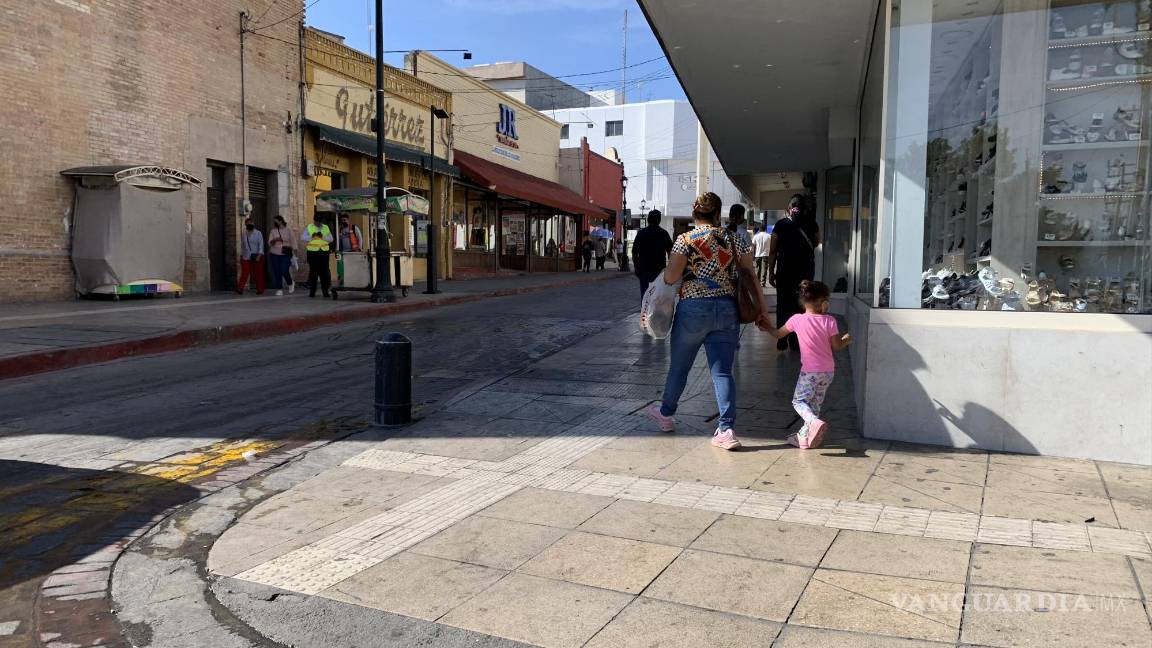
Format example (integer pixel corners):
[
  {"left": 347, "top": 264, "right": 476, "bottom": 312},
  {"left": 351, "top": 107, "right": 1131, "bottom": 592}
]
[
  {"left": 1046, "top": 71, "right": 1152, "bottom": 90},
  {"left": 1048, "top": 31, "right": 1152, "bottom": 49},
  {"left": 1042, "top": 139, "right": 1149, "bottom": 151},
  {"left": 1036, "top": 239, "right": 1147, "bottom": 246},
  {"left": 1039, "top": 191, "right": 1146, "bottom": 199}
]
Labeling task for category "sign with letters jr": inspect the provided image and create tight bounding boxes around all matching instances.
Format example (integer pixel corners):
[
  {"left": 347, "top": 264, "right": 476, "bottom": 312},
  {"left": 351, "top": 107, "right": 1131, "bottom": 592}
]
[{"left": 496, "top": 103, "right": 519, "bottom": 148}]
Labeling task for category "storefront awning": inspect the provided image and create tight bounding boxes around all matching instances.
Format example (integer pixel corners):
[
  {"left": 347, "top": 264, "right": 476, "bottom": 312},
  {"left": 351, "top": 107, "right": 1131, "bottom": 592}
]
[
  {"left": 303, "top": 119, "right": 459, "bottom": 178},
  {"left": 453, "top": 150, "right": 591, "bottom": 217}
]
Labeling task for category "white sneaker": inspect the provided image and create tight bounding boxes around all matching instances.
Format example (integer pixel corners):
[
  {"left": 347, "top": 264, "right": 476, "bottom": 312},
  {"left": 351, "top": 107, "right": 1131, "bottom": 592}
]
[
  {"left": 275, "top": 290, "right": 284, "bottom": 296},
  {"left": 288, "top": 283, "right": 296, "bottom": 294}
]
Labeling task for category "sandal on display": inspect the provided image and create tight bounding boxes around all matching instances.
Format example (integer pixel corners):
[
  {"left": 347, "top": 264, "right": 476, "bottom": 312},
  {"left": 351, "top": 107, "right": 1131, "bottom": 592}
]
[
  {"left": 1026, "top": 281, "right": 1043, "bottom": 307},
  {"left": 1059, "top": 254, "right": 1077, "bottom": 270}
]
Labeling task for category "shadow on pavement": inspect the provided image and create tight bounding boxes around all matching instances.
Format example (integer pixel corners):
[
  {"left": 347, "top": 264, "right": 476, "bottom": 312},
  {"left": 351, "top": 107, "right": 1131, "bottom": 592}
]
[{"left": 0, "top": 459, "right": 200, "bottom": 593}]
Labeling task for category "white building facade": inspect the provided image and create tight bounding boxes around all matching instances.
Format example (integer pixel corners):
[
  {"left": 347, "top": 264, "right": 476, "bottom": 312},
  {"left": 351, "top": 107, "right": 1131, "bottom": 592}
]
[{"left": 546, "top": 100, "right": 749, "bottom": 235}]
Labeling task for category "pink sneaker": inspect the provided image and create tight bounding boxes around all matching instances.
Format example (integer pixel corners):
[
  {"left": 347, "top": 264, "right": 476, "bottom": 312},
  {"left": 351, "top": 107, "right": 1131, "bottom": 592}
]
[
  {"left": 787, "top": 432, "right": 811, "bottom": 450},
  {"left": 645, "top": 403, "right": 675, "bottom": 432},
  {"left": 806, "top": 419, "right": 829, "bottom": 449},
  {"left": 711, "top": 428, "right": 741, "bottom": 450}
]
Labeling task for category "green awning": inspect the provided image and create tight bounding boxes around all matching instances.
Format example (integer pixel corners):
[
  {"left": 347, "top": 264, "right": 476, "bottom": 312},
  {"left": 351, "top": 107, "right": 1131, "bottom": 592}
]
[
  {"left": 314, "top": 187, "right": 430, "bottom": 215},
  {"left": 304, "top": 119, "right": 458, "bottom": 178}
]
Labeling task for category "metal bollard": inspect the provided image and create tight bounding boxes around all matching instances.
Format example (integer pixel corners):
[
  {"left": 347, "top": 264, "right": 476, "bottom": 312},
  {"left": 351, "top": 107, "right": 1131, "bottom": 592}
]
[{"left": 374, "top": 333, "right": 412, "bottom": 427}]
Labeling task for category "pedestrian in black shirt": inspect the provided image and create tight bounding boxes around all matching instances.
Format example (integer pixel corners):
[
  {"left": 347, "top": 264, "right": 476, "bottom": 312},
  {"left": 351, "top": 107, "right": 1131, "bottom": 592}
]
[
  {"left": 768, "top": 194, "right": 820, "bottom": 351},
  {"left": 631, "top": 209, "right": 674, "bottom": 298},
  {"left": 580, "top": 239, "right": 594, "bottom": 272}
]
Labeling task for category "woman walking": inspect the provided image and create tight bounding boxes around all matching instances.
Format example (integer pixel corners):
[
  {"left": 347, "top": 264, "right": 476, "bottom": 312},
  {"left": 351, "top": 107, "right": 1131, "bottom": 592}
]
[
  {"left": 645, "top": 192, "right": 768, "bottom": 450},
  {"left": 267, "top": 215, "right": 295, "bottom": 296}
]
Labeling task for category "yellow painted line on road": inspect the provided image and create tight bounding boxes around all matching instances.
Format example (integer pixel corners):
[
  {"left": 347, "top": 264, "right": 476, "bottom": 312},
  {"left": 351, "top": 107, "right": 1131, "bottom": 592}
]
[{"left": 131, "top": 439, "right": 282, "bottom": 483}]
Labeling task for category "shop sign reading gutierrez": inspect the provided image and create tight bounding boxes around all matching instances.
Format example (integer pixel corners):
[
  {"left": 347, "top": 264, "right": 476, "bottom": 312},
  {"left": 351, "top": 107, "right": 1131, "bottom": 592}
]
[{"left": 335, "top": 88, "right": 426, "bottom": 148}]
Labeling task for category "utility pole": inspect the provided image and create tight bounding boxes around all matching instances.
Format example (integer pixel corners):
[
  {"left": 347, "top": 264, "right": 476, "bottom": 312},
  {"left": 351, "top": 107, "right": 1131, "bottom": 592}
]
[
  {"left": 621, "top": 9, "right": 628, "bottom": 105},
  {"left": 696, "top": 121, "right": 710, "bottom": 195},
  {"left": 370, "top": 0, "right": 397, "bottom": 303}
]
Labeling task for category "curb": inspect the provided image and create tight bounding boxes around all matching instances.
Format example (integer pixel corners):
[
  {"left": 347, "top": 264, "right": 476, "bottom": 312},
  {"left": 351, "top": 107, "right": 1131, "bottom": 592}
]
[{"left": 1, "top": 272, "right": 630, "bottom": 381}]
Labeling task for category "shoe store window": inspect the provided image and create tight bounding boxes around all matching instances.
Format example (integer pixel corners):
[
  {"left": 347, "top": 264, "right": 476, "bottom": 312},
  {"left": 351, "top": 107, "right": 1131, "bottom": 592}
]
[{"left": 877, "top": 0, "right": 1150, "bottom": 314}]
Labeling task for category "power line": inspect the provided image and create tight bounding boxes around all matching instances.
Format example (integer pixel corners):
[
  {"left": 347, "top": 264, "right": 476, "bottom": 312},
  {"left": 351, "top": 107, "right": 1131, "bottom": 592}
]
[
  {"left": 249, "top": 0, "right": 281, "bottom": 28},
  {"left": 247, "top": 0, "right": 322, "bottom": 32}
]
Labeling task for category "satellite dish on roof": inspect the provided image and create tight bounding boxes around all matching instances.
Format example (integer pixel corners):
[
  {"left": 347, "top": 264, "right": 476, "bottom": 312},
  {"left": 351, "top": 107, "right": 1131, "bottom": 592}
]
[{"left": 605, "top": 147, "right": 621, "bottom": 163}]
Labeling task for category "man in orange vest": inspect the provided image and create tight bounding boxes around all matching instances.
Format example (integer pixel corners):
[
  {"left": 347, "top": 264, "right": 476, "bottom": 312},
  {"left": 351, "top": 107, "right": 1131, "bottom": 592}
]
[{"left": 338, "top": 213, "right": 362, "bottom": 252}]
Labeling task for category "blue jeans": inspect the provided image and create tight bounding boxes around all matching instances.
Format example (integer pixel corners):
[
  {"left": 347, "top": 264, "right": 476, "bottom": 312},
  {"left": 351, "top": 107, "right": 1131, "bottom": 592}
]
[
  {"left": 660, "top": 297, "right": 740, "bottom": 429},
  {"left": 268, "top": 253, "right": 293, "bottom": 290}
]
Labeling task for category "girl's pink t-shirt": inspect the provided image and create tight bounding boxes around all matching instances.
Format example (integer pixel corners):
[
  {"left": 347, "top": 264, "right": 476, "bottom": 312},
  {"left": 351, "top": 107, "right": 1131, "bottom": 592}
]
[{"left": 785, "top": 313, "right": 840, "bottom": 373}]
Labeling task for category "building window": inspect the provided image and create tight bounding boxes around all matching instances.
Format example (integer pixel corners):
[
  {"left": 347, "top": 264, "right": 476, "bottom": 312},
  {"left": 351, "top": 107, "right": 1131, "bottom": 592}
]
[
  {"left": 873, "top": 0, "right": 1150, "bottom": 314},
  {"left": 605, "top": 120, "right": 624, "bottom": 137},
  {"left": 560, "top": 124, "right": 570, "bottom": 140}
]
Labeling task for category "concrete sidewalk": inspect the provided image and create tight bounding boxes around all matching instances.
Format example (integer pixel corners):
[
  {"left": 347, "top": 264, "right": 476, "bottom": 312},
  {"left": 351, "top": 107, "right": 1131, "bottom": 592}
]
[
  {"left": 0, "top": 271, "right": 629, "bottom": 380},
  {"left": 175, "top": 319, "right": 1152, "bottom": 648}
]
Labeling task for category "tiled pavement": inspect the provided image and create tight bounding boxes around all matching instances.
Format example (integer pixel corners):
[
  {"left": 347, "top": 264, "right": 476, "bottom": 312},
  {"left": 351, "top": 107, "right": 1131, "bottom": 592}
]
[{"left": 212, "top": 325, "right": 1152, "bottom": 648}]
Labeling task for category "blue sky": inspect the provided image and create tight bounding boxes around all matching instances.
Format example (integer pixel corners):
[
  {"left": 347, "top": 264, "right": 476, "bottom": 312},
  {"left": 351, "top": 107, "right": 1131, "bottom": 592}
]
[{"left": 302, "top": 0, "right": 685, "bottom": 102}]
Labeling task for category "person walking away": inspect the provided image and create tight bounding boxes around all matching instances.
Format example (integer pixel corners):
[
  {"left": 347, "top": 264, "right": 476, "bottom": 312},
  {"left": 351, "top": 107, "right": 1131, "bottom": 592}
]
[
  {"left": 235, "top": 218, "right": 266, "bottom": 295},
  {"left": 645, "top": 192, "right": 769, "bottom": 451},
  {"left": 302, "top": 214, "right": 334, "bottom": 298},
  {"left": 768, "top": 194, "right": 820, "bottom": 351},
  {"left": 752, "top": 226, "right": 771, "bottom": 287},
  {"left": 338, "top": 213, "right": 363, "bottom": 252},
  {"left": 267, "top": 215, "right": 295, "bottom": 296},
  {"left": 594, "top": 237, "right": 607, "bottom": 270},
  {"left": 759, "top": 280, "right": 851, "bottom": 449},
  {"left": 726, "top": 204, "right": 753, "bottom": 248},
  {"left": 580, "top": 238, "right": 594, "bottom": 272},
  {"left": 632, "top": 209, "right": 674, "bottom": 298}
]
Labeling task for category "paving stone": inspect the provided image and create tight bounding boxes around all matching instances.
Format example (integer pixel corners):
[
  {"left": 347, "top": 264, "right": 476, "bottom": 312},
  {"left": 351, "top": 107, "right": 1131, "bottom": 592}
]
[
  {"left": 732, "top": 490, "right": 793, "bottom": 520},
  {"left": 409, "top": 515, "right": 566, "bottom": 570},
  {"left": 1088, "top": 527, "right": 1152, "bottom": 556},
  {"left": 791, "top": 569, "right": 963, "bottom": 643},
  {"left": 1111, "top": 498, "right": 1152, "bottom": 533},
  {"left": 970, "top": 544, "right": 1141, "bottom": 598},
  {"left": 779, "top": 495, "right": 838, "bottom": 526},
  {"left": 1129, "top": 555, "right": 1152, "bottom": 601},
  {"left": 440, "top": 573, "right": 632, "bottom": 648},
  {"left": 616, "top": 477, "right": 676, "bottom": 502},
  {"left": 519, "top": 531, "right": 681, "bottom": 594},
  {"left": 242, "top": 493, "right": 378, "bottom": 534},
  {"left": 825, "top": 501, "right": 883, "bottom": 531},
  {"left": 689, "top": 515, "right": 837, "bottom": 567},
  {"left": 984, "top": 487, "right": 1119, "bottom": 527},
  {"left": 476, "top": 487, "right": 613, "bottom": 528},
  {"left": 569, "top": 448, "right": 684, "bottom": 477},
  {"left": 322, "top": 552, "right": 506, "bottom": 621},
  {"left": 654, "top": 446, "right": 775, "bottom": 489},
  {"left": 773, "top": 625, "right": 953, "bottom": 647},
  {"left": 923, "top": 510, "right": 980, "bottom": 542},
  {"left": 651, "top": 481, "right": 713, "bottom": 508},
  {"left": 859, "top": 475, "right": 983, "bottom": 515},
  {"left": 960, "top": 585, "right": 1152, "bottom": 648},
  {"left": 755, "top": 457, "right": 874, "bottom": 500},
  {"left": 1031, "top": 521, "right": 1091, "bottom": 552},
  {"left": 692, "top": 486, "right": 752, "bottom": 514},
  {"left": 986, "top": 463, "right": 1108, "bottom": 498},
  {"left": 977, "top": 516, "right": 1034, "bottom": 547},
  {"left": 874, "top": 452, "right": 988, "bottom": 486},
  {"left": 821, "top": 531, "right": 970, "bottom": 583},
  {"left": 578, "top": 499, "right": 719, "bottom": 547},
  {"left": 584, "top": 597, "right": 782, "bottom": 648},
  {"left": 234, "top": 547, "right": 383, "bottom": 595},
  {"left": 643, "top": 549, "right": 812, "bottom": 622},
  {"left": 874, "top": 506, "right": 931, "bottom": 536}
]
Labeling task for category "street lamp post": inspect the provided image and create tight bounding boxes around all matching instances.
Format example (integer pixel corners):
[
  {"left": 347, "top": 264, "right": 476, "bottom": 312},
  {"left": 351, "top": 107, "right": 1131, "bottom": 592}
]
[
  {"left": 424, "top": 106, "right": 449, "bottom": 295},
  {"left": 370, "top": 0, "right": 396, "bottom": 303},
  {"left": 618, "top": 175, "right": 630, "bottom": 272}
]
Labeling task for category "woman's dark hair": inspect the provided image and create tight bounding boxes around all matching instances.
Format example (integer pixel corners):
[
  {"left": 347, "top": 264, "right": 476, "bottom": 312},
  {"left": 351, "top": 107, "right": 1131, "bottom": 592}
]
[
  {"left": 274, "top": 215, "right": 286, "bottom": 225},
  {"left": 788, "top": 193, "right": 805, "bottom": 213},
  {"left": 692, "top": 192, "right": 722, "bottom": 225},
  {"left": 798, "top": 280, "right": 831, "bottom": 306}
]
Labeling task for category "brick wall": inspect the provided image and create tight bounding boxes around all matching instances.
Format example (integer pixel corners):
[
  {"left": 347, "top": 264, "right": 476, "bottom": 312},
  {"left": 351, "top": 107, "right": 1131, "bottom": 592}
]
[{"left": 0, "top": 0, "right": 305, "bottom": 301}]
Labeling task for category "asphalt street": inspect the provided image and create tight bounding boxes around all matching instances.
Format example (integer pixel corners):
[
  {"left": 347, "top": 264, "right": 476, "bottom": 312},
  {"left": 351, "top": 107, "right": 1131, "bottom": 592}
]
[{"left": 0, "top": 279, "right": 638, "bottom": 648}]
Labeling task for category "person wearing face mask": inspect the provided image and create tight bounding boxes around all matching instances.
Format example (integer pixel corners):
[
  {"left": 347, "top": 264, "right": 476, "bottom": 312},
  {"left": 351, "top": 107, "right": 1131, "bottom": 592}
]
[
  {"left": 235, "top": 218, "right": 266, "bottom": 295},
  {"left": 768, "top": 194, "right": 821, "bottom": 351},
  {"left": 267, "top": 215, "right": 295, "bottom": 296}
]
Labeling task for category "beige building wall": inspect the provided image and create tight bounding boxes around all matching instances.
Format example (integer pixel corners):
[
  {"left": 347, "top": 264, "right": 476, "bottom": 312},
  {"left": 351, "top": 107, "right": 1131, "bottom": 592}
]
[{"left": 408, "top": 52, "right": 562, "bottom": 183}]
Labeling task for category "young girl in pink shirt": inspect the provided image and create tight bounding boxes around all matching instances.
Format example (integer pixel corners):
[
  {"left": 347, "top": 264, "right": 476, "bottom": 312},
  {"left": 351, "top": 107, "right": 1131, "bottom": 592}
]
[{"left": 759, "top": 280, "right": 852, "bottom": 449}]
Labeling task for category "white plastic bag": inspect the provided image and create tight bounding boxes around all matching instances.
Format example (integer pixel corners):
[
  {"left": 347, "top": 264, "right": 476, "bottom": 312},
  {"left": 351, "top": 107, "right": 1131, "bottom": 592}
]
[
  {"left": 290, "top": 255, "right": 299, "bottom": 271},
  {"left": 640, "top": 279, "right": 681, "bottom": 339}
]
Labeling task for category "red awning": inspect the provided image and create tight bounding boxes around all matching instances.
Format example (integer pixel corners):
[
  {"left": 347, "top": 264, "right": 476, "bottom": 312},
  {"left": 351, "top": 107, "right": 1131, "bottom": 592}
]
[{"left": 453, "top": 149, "right": 591, "bottom": 217}]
